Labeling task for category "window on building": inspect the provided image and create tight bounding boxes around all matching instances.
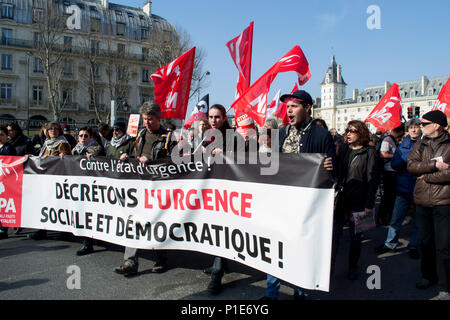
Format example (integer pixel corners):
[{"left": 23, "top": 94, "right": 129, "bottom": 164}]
[
  {"left": 34, "top": 57, "right": 43, "bottom": 73},
  {"left": 117, "top": 43, "right": 125, "bottom": 55},
  {"left": 117, "top": 66, "right": 127, "bottom": 80},
  {"left": 0, "top": 83, "right": 12, "bottom": 100},
  {"left": 142, "top": 68, "right": 150, "bottom": 82},
  {"left": 1, "top": 28, "right": 12, "bottom": 45},
  {"left": 33, "top": 8, "right": 44, "bottom": 22},
  {"left": 62, "top": 89, "right": 73, "bottom": 104},
  {"left": 2, "top": 4, "right": 14, "bottom": 19},
  {"left": 33, "top": 86, "right": 44, "bottom": 104},
  {"left": 64, "top": 36, "right": 72, "bottom": 52},
  {"left": 63, "top": 61, "right": 73, "bottom": 75},
  {"left": 91, "top": 40, "right": 99, "bottom": 55},
  {"left": 90, "top": 6, "right": 97, "bottom": 12},
  {"left": 428, "top": 89, "right": 433, "bottom": 96},
  {"left": 91, "top": 63, "right": 100, "bottom": 78},
  {"left": 141, "top": 47, "right": 149, "bottom": 61},
  {"left": 141, "top": 28, "right": 149, "bottom": 39},
  {"left": 115, "top": 10, "right": 123, "bottom": 17},
  {"left": 34, "top": 32, "right": 43, "bottom": 48},
  {"left": 428, "top": 101, "right": 433, "bottom": 106},
  {"left": 1, "top": 54, "right": 12, "bottom": 70},
  {"left": 90, "top": 18, "right": 100, "bottom": 32},
  {"left": 117, "top": 23, "right": 126, "bottom": 36}
]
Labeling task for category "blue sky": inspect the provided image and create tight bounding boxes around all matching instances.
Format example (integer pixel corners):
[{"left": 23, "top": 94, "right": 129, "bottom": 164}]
[{"left": 115, "top": 0, "right": 450, "bottom": 116}]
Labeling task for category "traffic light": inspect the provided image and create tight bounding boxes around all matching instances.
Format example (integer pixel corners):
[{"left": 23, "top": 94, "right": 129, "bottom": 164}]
[
  {"left": 414, "top": 106, "right": 420, "bottom": 118},
  {"left": 407, "top": 107, "right": 413, "bottom": 119}
]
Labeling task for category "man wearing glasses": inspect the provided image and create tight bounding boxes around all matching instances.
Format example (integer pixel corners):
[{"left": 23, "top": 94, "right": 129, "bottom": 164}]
[{"left": 407, "top": 110, "right": 450, "bottom": 300}]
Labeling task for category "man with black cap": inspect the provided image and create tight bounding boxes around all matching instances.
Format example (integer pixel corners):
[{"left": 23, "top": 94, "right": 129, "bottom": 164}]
[
  {"left": 114, "top": 101, "right": 177, "bottom": 277},
  {"left": 407, "top": 110, "right": 450, "bottom": 300},
  {"left": 261, "top": 89, "right": 335, "bottom": 300},
  {"left": 105, "top": 121, "right": 134, "bottom": 159}
]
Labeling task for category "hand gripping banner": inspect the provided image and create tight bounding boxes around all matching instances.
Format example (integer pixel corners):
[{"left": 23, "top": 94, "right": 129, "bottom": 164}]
[{"left": 6, "top": 154, "right": 334, "bottom": 292}]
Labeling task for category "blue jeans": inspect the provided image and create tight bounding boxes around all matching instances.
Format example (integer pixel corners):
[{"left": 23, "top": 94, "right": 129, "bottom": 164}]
[
  {"left": 265, "top": 274, "right": 305, "bottom": 299},
  {"left": 385, "top": 195, "right": 419, "bottom": 250}
]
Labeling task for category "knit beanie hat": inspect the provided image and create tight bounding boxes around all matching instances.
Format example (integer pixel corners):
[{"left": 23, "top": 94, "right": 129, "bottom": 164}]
[{"left": 422, "top": 110, "right": 448, "bottom": 127}]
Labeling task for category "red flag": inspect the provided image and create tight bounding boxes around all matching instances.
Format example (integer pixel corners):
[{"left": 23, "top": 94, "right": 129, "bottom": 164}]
[
  {"left": 151, "top": 47, "right": 196, "bottom": 119},
  {"left": 230, "top": 45, "right": 311, "bottom": 126},
  {"left": 365, "top": 83, "right": 402, "bottom": 133},
  {"left": 274, "top": 84, "right": 299, "bottom": 126},
  {"left": 226, "top": 22, "right": 256, "bottom": 137},
  {"left": 226, "top": 21, "right": 253, "bottom": 98},
  {"left": 431, "top": 76, "right": 450, "bottom": 117}
]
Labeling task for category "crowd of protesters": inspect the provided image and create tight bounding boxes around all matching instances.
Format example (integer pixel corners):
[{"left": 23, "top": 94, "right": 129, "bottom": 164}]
[{"left": 0, "top": 90, "right": 448, "bottom": 300}]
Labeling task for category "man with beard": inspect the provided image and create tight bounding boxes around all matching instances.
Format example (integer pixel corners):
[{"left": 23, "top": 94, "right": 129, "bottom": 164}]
[{"left": 260, "top": 90, "right": 335, "bottom": 300}]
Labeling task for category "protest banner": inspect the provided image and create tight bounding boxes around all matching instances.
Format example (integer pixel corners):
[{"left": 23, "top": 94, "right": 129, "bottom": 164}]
[
  {"left": 1, "top": 154, "right": 334, "bottom": 292},
  {"left": 126, "top": 114, "right": 140, "bottom": 137}
]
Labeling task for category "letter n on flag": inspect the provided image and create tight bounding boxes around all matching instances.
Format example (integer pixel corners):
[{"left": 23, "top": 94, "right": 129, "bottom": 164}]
[
  {"left": 151, "top": 47, "right": 196, "bottom": 119},
  {"left": 365, "top": 83, "right": 402, "bottom": 133},
  {"left": 431, "top": 76, "right": 450, "bottom": 117},
  {"left": 230, "top": 45, "right": 311, "bottom": 126},
  {"left": 0, "top": 156, "right": 24, "bottom": 227}
]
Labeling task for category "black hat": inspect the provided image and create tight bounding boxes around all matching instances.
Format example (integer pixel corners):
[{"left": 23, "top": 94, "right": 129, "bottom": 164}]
[
  {"left": 112, "top": 121, "right": 127, "bottom": 133},
  {"left": 280, "top": 90, "right": 313, "bottom": 106},
  {"left": 422, "top": 110, "right": 448, "bottom": 128}
]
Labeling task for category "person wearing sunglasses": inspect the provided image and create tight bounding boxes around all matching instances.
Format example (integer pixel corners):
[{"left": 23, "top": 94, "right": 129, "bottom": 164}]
[
  {"left": 407, "top": 110, "right": 450, "bottom": 300},
  {"left": 29, "top": 122, "right": 72, "bottom": 240},
  {"left": 332, "top": 120, "right": 379, "bottom": 280},
  {"left": 69, "top": 126, "right": 105, "bottom": 255},
  {"left": 105, "top": 122, "right": 134, "bottom": 159}
]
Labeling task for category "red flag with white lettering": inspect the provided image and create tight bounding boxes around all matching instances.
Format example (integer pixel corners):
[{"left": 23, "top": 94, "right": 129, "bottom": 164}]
[
  {"left": 431, "top": 76, "right": 450, "bottom": 117},
  {"left": 226, "top": 21, "right": 253, "bottom": 98},
  {"left": 151, "top": 47, "right": 196, "bottom": 119},
  {"left": 226, "top": 22, "right": 256, "bottom": 137},
  {"left": 230, "top": 45, "right": 311, "bottom": 126},
  {"left": 274, "top": 84, "right": 299, "bottom": 126},
  {"left": 365, "top": 83, "right": 402, "bottom": 133}
]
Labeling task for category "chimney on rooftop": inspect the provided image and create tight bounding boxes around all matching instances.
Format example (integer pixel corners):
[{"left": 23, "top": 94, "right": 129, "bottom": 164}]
[
  {"left": 353, "top": 88, "right": 359, "bottom": 101},
  {"left": 101, "top": 0, "right": 109, "bottom": 9},
  {"left": 143, "top": 0, "right": 152, "bottom": 16}
]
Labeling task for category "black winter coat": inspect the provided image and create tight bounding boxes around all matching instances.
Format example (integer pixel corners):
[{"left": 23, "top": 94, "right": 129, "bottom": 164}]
[{"left": 335, "top": 144, "right": 379, "bottom": 216}]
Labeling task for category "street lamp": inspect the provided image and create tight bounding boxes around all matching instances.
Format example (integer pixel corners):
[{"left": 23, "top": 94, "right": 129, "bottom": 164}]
[
  {"left": 197, "top": 70, "right": 210, "bottom": 102},
  {"left": 26, "top": 51, "right": 33, "bottom": 136}
]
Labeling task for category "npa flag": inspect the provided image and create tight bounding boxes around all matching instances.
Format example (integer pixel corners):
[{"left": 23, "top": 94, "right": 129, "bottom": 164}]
[
  {"left": 365, "top": 83, "right": 402, "bottom": 133},
  {"left": 151, "top": 47, "right": 196, "bottom": 119},
  {"left": 230, "top": 45, "right": 311, "bottom": 126},
  {"left": 431, "top": 76, "right": 450, "bottom": 117},
  {"left": 0, "top": 156, "right": 24, "bottom": 227},
  {"left": 226, "top": 22, "right": 256, "bottom": 137},
  {"left": 266, "top": 89, "right": 281, "bottom": 119},
  {"left": 183, "top": 94, "right": 209, "bottom": 129},
  {"left": 275, "top": 84, "right": 299, "bottom": 126}
]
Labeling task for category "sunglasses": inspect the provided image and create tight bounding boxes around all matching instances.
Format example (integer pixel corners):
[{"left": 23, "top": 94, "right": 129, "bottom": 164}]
[
  {"left": 420, "top": 122, "right": 433, "bottom": 127},
  {"left": 345, "top": 128, "right": 358, "bottom": 134},
  {"left": 79, "top": 134, "right": 90, "bottom": 138}
]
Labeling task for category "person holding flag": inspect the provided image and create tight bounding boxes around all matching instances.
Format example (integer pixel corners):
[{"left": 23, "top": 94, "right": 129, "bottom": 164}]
[{"left": 261, "top": 89, "right": 335, "bottom": 300}]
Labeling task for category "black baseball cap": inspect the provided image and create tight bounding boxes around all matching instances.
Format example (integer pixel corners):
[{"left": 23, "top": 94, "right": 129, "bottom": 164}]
[
  {"left": 280, "top": 90, "right": 313, "bottom": 106},
  {"left": 112, "top": 121, "right": 127, "bottom": 132}
]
